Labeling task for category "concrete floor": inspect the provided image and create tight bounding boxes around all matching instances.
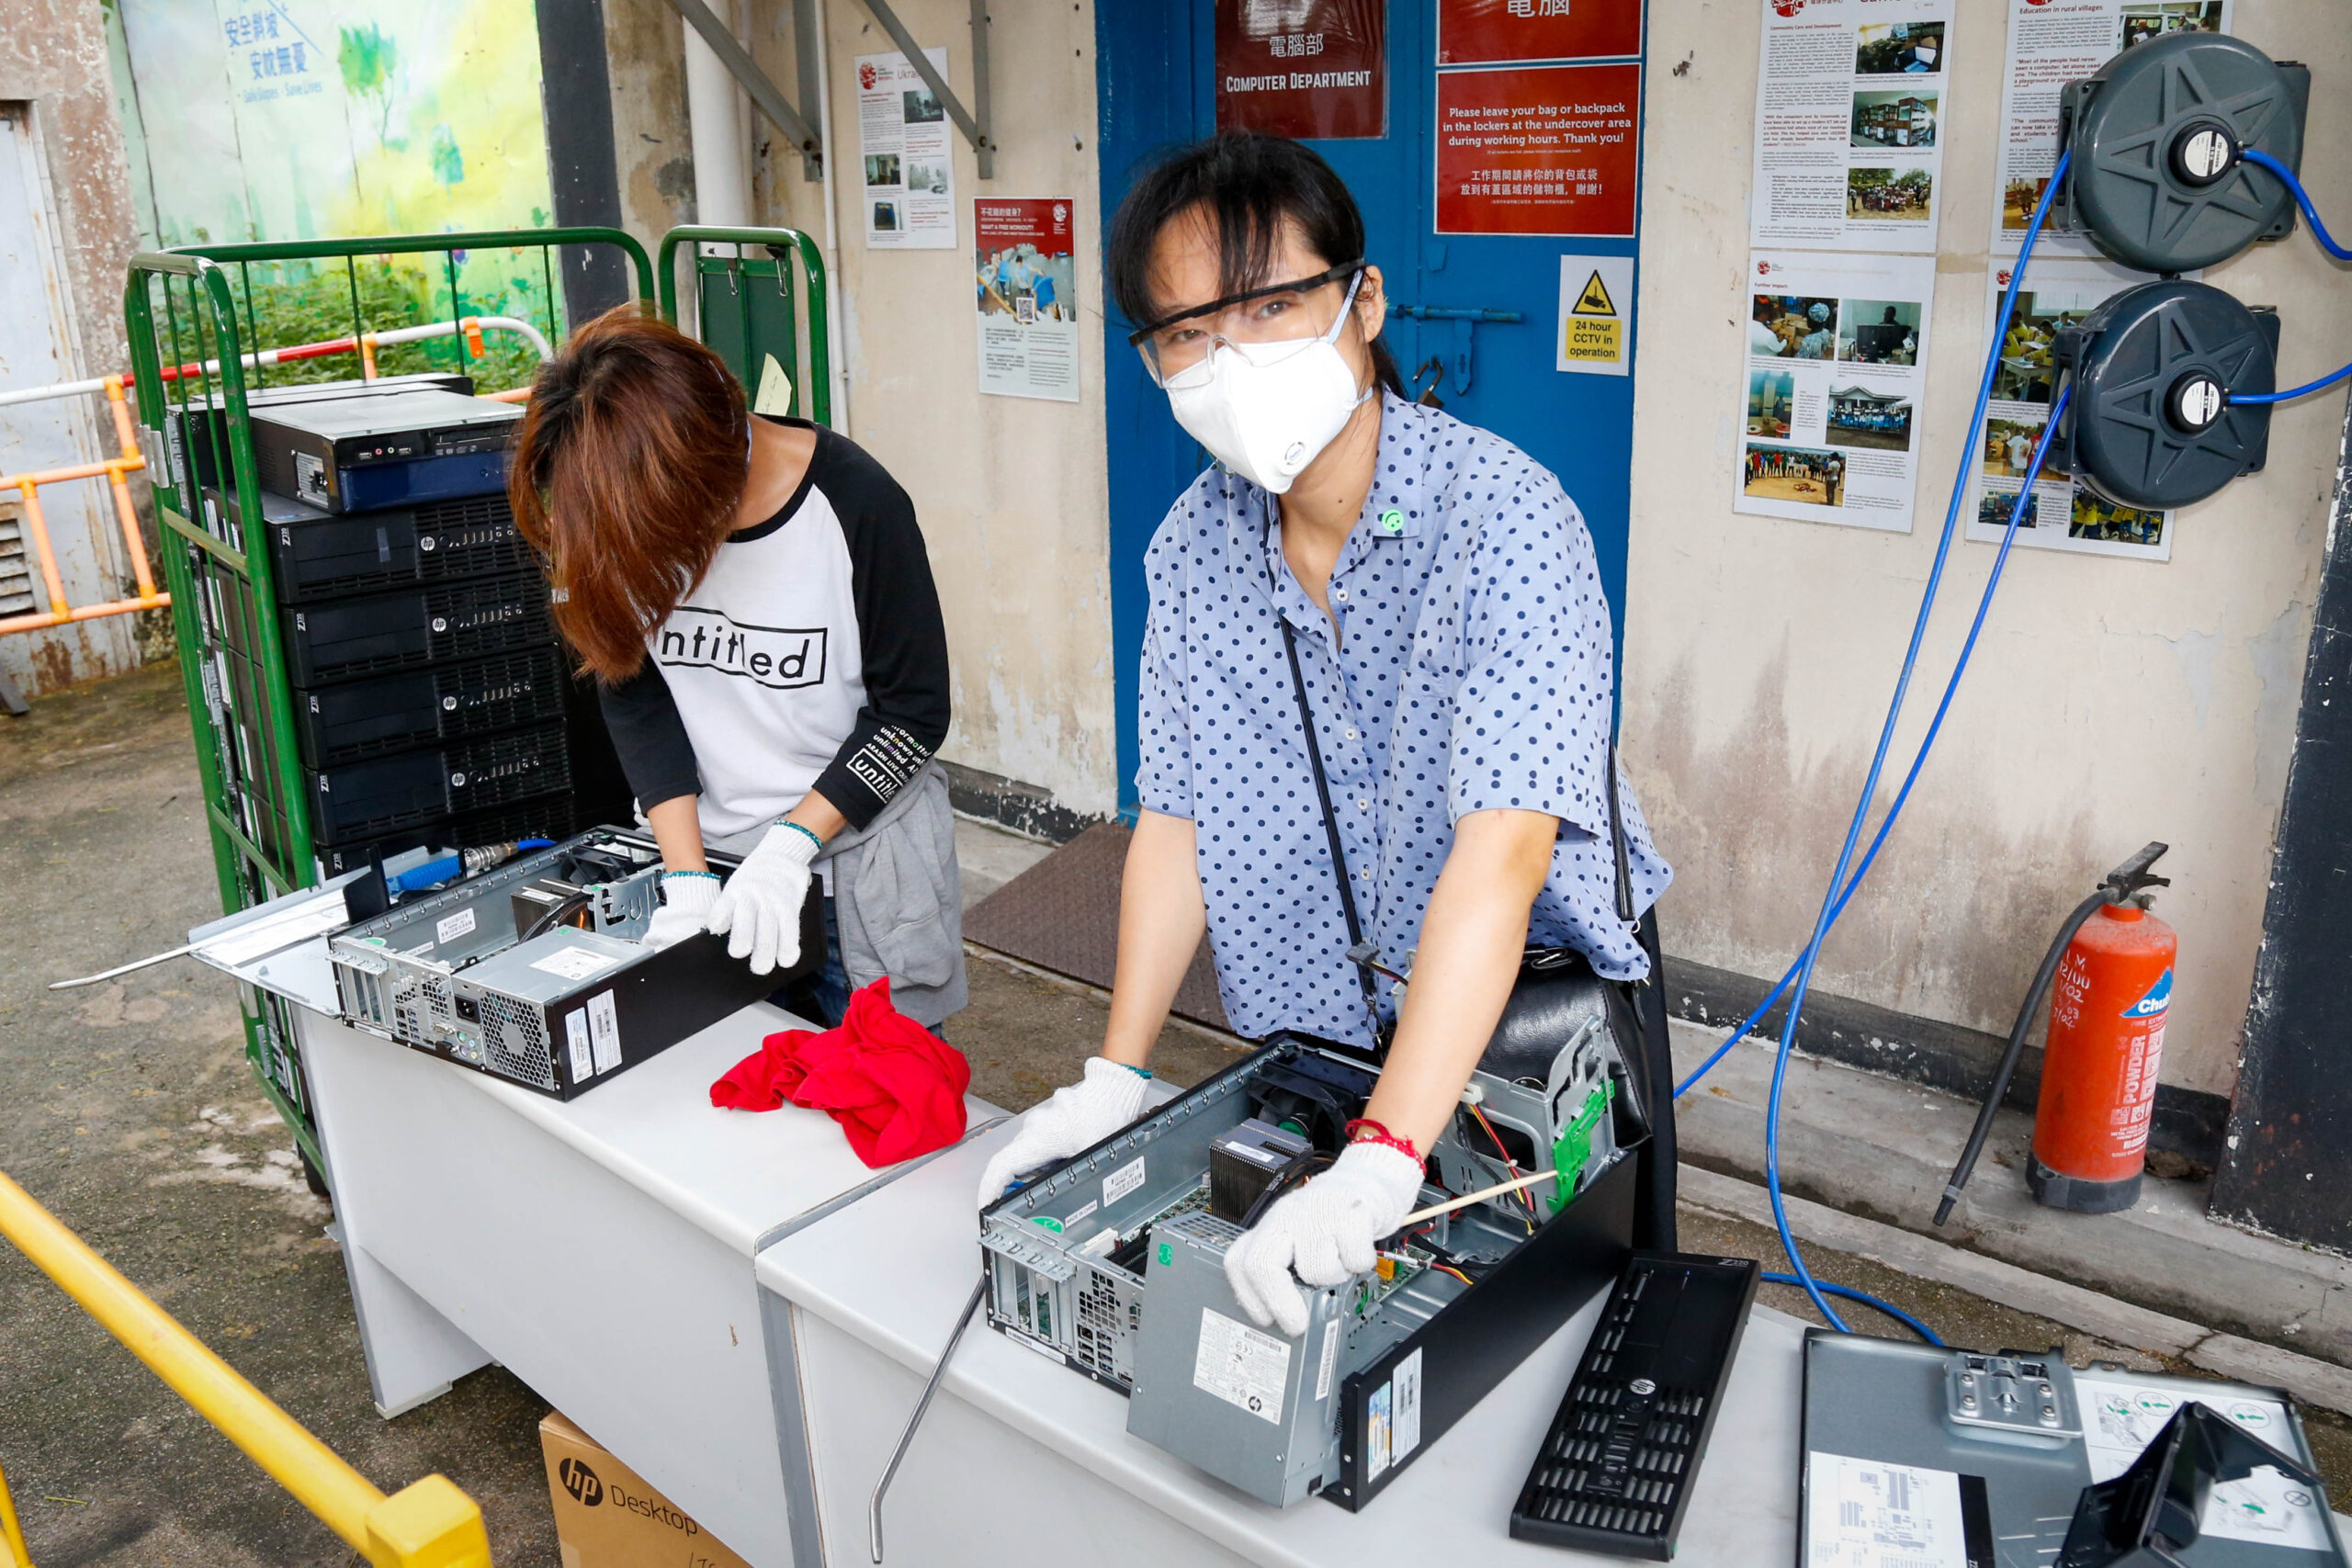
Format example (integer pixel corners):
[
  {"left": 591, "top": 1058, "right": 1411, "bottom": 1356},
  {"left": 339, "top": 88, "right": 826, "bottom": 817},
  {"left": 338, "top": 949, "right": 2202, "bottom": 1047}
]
[{"left": 1, "top": 665, "right": 2343, "bottom": 1565}]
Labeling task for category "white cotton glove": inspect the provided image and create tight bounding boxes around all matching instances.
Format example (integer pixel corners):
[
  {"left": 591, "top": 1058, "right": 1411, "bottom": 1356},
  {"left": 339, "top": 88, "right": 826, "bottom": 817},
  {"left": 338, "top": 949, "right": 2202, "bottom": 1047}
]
[
  {"left": 705, "top": 821, "right": 820, "bottom": 975},
  {"left": 1225, "top": 1142, "right": 1425, "bottom": 1338},
  {"left": 976, "top": 1057, "right": 1151, "bottom": 1207},
  {"left": 640, "top": 871, "right": 720, "bottom": 949}
]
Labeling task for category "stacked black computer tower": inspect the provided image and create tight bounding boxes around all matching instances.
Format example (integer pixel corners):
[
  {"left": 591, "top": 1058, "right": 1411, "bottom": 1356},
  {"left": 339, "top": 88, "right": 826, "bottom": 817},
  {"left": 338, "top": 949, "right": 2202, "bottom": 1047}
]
[{"left": 185, "top": 376, "right": 631, "bottom": 881}]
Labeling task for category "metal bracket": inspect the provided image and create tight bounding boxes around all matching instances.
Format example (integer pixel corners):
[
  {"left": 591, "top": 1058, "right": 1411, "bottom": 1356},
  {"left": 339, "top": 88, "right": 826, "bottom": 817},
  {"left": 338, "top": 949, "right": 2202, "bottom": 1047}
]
[
  {"left": 849, "top": 0, "right": 995, "bottom": 179},
  {"left": 661, "top": 0, "right": 825, "bottom": 181}
]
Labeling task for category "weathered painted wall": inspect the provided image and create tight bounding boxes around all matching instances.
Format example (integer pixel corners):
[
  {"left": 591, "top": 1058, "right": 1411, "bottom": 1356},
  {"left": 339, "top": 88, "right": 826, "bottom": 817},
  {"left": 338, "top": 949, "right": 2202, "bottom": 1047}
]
[
  {"left": 746, "top": 0, "right": 1119, "bottom": 818},
  {"left": 0, "top": 0, "right": 145, "bottom": 692},
  {"left": 1621, "top": 0, "right": 2352, "bottom": 1099}
]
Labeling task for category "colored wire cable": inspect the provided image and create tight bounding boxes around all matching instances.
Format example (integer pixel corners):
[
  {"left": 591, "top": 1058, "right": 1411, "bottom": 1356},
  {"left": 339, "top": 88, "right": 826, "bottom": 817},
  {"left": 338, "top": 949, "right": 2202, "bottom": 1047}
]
[
  {"left": 1761, "top": 1272, "right": 1944, "bottom": 1346},
  {"left": 2241, "top": 147, "right": 2352, "bottom": 263},
  {"left": 1469, "top": 1103, "right": 1539, "bottom": 1224},
  {"left": 1760, "top": 154, "right": 2072, "bottom": 1333}
]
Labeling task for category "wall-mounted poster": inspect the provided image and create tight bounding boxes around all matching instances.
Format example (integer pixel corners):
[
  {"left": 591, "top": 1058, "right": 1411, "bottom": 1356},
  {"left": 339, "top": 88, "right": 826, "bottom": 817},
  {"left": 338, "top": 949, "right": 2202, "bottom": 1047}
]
[
  {"left": 1434, "top": 62, "right": 1639, "bottom": 236},
  {"left": 1215, "top": 0, "right": 1386, "bottom": 139},
  {"left": 1962, "top": 255, "right": 2198, "bottom": 561},
  {"left": 975, "top": 198, "right": 1080, "bottom": 403},
  {"left": 1436, "top": 0, "right": 1643, "bottom": 65},
  {"left": 1735, "top": 250, "right": 1937, "bottom": 534},
  {"left": 858, "top": 49, "right": 956, "bottom": 251},
  {"left": 1747, "top": 0, "right": 1956, "bottom": 254},
  {"left": 1989, "top": 0, "right": 2235, "bottom": 255}
]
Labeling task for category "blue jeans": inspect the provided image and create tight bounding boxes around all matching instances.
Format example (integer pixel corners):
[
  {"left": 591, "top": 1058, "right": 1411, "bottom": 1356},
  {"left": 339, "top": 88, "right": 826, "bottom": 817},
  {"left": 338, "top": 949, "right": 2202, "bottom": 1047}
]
[
  {"left": 770, "top": 897, "right": 946, "bottom": 1040},
  {"left": 768, "top": 896, "right": 853, "bottom": 1025}
]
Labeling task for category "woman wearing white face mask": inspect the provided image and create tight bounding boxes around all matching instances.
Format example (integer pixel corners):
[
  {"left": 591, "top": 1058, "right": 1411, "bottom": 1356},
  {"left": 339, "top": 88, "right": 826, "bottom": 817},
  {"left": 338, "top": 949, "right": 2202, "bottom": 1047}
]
[{"left": 976, "top": 134, "right": 1675, "bottom": 1337}]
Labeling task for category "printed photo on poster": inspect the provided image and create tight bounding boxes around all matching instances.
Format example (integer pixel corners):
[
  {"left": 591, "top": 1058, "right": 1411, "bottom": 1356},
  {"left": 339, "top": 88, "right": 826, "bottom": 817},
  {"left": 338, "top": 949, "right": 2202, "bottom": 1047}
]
[
  {"left": 976, "top": 197, "right": 1080, "bottom": 403},
  {"left": 858, "top": 49, "right": 956, "bottom": 250},
  {"left": 1216, "top": 0, "right": 1386, "bottom": 139},
  {"left": 1963, "top": 255, "right": 2189, "bottom": 560},
  {"left": 1990, "top": 0, "right": 2234, "bottom": 254},
  {"left": 1748, "top": 0, "right": 1956, "bottom": 254},
  {"left": 1736, "top": 250, "right": 1936, "bottom": 533},
  {"left": 1435, "top": 0, "right": 1642, "bottom": 65},
  {"left": 1435, "top": 62, "right": 1639, "bottom": 237}
]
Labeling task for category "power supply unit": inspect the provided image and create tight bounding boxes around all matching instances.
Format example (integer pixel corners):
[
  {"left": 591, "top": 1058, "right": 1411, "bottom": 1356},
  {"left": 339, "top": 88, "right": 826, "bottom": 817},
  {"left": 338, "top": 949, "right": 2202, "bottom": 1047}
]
[
  {"left": 268, "top": 572, "right": 553, "bottom": 687},
  {"left": 209, "top": 485, "right": 532, "bottom": 604},
  {"left": 306, "top": 721, "right": 571, "bottom": 847},
  {"left": 249, "top": 388, "right": 521, "bottom": 513},
  {"left": 330, "top": 827, "right": 819, "bottom": 1098},
  {"left": 292, "top": 646, "right": 569, "bottom": 769}
]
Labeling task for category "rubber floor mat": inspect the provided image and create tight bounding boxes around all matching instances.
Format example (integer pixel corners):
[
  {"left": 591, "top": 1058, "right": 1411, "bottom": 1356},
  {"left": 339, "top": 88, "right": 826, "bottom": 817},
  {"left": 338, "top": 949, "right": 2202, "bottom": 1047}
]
[{"left": 962, "top": 821, "right": 1232, "bottom": 1033}]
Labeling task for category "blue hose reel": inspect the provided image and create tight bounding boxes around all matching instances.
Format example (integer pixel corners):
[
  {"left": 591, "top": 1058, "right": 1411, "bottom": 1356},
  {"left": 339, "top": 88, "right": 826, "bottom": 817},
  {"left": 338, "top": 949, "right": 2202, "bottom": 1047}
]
[{"left": 2045, "top": 31, "right": 2313, "bottom": 510}]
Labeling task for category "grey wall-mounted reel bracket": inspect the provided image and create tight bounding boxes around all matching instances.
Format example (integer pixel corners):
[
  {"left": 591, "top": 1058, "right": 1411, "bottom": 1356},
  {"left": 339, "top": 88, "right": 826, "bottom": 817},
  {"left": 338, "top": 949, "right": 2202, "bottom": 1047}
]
[
  {"left": 2047, "top": 280, "right": 2279, "bottom": 511},
  {"left": 2056, "top": 30, "right": 2310, "bottom": 274}
]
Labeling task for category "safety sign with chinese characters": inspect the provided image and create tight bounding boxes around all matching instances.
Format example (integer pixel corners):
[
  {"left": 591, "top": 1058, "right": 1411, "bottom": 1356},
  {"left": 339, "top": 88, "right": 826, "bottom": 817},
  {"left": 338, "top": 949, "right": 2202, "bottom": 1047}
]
[{"left": 1555, "top": 254, "right": 1633, "bottom": 376}]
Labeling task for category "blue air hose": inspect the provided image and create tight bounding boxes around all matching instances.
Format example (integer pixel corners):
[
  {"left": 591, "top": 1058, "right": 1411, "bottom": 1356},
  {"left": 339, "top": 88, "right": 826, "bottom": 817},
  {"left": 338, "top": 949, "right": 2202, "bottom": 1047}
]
[
  {"left": 1679, "top": 165, "right": 2074, "bottom": 1111},
  {"left": 2242, "top": 147, "right": 2352, "bottom": 262},
  {"left": 2232, "top": 362, "right": 2352, "bottom": 405},
  {"left": 1763, "top": 1272, "right": 1945, "bottom": 1346},
  {"left": 1748, "top": 154, "right": 2072, "bottom": 1334}
]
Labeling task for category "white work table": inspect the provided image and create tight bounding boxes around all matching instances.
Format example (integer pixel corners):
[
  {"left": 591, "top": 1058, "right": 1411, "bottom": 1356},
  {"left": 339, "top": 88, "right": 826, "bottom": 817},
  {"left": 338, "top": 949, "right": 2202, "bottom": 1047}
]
[
  {"left": 752, "top": 1113, "right": 1804, "bottom": 1568},
  {"left": 297, "top": 998, "right": 999, "bottom": 1568}
]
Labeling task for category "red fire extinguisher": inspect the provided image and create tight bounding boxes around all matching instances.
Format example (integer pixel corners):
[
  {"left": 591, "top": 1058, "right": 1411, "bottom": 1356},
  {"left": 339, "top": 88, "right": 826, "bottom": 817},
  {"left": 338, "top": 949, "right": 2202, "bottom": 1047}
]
[
  {"left": 2030, "top": 898, "right": 2177, "bottom": 1213},
  {"left": 1933, "top": 844, "right": 2173, "bottom": 1228}
]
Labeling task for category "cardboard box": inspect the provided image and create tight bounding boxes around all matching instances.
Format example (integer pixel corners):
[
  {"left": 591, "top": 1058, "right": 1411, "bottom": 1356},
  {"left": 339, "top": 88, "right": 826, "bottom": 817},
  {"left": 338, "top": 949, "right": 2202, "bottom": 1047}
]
[{"left": 538, "top": 1411, "right": 752, "bottom": 1568}]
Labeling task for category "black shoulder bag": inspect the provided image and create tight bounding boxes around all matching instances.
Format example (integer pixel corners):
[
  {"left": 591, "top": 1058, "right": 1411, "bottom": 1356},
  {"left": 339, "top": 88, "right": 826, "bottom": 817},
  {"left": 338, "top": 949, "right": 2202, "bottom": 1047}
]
[{"left": 1277, "top": 621, "right": 1660, "bottom": 1151}]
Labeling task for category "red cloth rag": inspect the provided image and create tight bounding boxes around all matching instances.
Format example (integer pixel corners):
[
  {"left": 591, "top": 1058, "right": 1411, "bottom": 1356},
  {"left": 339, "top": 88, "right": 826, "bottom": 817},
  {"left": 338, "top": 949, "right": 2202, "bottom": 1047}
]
[{"left": 709, "top": 977, "right": 970, "bottom": 1168}]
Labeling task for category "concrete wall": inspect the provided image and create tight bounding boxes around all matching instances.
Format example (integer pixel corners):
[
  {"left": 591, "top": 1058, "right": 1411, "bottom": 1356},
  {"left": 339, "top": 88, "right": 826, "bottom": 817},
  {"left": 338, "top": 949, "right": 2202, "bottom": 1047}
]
[
  {"left": 1621, "top": 0, "right": 2352, "bottom": 1099},
  {"left": 609, "top": 0, "right": 1120, "bottom": 821},
  {"left": 605, "top": 0, "right": 698, "bottom": 240},
  {"left": 0, "top": 0, "right": 147, "bottom": 693}
]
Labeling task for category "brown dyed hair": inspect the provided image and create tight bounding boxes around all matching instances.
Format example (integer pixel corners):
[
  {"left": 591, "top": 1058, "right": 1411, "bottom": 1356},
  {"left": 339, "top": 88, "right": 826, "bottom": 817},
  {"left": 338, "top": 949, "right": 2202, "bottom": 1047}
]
[{"left": 509, "top": 302, "right": 748, "bottom": 682}]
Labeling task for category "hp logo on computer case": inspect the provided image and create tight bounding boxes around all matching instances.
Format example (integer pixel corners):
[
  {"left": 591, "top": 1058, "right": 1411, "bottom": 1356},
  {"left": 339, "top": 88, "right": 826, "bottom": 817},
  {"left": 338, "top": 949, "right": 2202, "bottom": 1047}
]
[{"left": 559, "top": 1457, "right": 604, "bottom": 1506}]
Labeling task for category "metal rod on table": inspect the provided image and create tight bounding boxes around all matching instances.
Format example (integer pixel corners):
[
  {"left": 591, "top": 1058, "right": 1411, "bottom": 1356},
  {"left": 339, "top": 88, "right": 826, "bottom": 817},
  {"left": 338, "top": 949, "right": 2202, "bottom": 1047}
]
[
  {"left": 49, "top": 944, "right": 197, "bottom": 990},
  {"left": 869, "top": 1276, "right": 988, "bottom": 1563}
]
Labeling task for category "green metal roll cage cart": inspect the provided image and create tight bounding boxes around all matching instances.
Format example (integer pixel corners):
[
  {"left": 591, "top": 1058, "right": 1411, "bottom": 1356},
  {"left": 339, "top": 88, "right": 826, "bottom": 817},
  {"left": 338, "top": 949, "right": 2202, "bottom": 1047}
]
[{"left": 123, "top": 222, "right": 831, "bottom": 1189}]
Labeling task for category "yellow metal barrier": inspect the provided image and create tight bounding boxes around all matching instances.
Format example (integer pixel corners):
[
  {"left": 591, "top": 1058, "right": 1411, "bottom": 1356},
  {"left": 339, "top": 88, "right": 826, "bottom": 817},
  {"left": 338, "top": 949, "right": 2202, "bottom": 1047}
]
[
  {"left": 0, "top": 376, "right": 167, "bottom": 637},
  {"left": 0, "top": 1168, "right": 492, "bottom": 1568},
  {"left": 0, "top": 1455, "right": 29, "bottom": 1568}
]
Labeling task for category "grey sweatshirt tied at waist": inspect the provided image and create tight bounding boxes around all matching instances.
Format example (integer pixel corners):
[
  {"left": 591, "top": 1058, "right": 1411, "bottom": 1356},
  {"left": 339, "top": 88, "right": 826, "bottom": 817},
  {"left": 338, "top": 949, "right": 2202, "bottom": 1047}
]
[{"left": 704, "top": 761, "right": 967, "bottom": 1025}]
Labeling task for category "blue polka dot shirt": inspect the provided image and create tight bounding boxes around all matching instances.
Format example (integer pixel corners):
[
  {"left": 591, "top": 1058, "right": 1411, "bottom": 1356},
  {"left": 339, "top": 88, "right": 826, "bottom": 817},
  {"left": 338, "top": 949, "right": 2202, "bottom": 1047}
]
[{"left": 1136, "top": 394, "right": 1673, "bottom": 1049}]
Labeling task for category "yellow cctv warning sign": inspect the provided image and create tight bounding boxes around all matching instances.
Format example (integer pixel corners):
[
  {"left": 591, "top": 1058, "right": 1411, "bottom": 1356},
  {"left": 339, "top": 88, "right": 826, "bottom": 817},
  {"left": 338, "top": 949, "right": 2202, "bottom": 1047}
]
[{"left": 1556, "top": 255, "right": 1631, "bottom": 378}]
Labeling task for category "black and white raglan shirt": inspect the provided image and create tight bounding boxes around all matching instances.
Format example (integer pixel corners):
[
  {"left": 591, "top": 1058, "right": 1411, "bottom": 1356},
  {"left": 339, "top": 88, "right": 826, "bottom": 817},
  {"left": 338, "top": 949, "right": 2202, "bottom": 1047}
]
[{"left": 599, "top": 416, "right": 951, "bottom": 847}]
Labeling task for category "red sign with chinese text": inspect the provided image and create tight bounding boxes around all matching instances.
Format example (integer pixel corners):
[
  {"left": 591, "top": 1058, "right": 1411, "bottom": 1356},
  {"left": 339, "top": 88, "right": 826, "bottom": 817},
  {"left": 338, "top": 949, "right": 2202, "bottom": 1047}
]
[
  {"left": 1434, "top": 62, "right": 1640, "bottom": 236},
  {"left": 1214, "top": 0, "right": 1386, "bottom": 140},
  {"left": 1436, "top": 0, "right": 1644, "bottom": 66}
]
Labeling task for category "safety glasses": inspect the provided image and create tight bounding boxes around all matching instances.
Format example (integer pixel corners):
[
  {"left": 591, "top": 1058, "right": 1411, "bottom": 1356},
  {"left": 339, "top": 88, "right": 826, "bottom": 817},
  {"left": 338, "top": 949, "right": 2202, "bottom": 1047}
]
[{"left": 1128, "top": 262, "right": 1365, "bottom": 389}]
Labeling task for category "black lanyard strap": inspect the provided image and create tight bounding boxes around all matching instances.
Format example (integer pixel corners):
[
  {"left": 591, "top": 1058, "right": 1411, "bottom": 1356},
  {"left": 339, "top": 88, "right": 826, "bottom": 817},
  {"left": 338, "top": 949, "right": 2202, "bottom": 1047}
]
[
  {"left": 1281, "top": 618, "right": 1638, "bottom": 988},
  {"left": 1280, "top": 619, "right": 1381, "bottom": 1014}
]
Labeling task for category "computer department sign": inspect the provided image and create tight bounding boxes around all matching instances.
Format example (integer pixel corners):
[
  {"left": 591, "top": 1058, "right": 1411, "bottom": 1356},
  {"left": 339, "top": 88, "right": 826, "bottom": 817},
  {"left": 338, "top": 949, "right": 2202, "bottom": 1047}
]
[
  {"left": 1215, "top": 0, "right": 1386, "bottom": 140},
  {"left": 1435, "top": 62, "right": 1640, "bottom": 236}
]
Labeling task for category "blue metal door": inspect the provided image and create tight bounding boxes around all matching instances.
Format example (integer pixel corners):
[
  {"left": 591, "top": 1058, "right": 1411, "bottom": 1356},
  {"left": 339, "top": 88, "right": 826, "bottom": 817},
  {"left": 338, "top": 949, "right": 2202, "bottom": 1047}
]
[{"left": 1095, "top": 3, "right": 1645, "bottom": 813}]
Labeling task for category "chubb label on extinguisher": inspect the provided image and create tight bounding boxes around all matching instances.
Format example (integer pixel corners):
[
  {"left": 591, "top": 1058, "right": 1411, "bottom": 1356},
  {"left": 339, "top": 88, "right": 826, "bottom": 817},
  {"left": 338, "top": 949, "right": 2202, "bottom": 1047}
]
[{"left": 2122, "top": 967, "right": 2174, "bottom": 1019}]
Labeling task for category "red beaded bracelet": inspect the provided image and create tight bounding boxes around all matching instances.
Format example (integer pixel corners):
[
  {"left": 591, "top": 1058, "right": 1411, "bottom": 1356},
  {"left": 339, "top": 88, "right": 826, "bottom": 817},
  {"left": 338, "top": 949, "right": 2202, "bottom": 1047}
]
[{"left": 1345, "top": 1117, "right": 1420, "bottom": 1162}]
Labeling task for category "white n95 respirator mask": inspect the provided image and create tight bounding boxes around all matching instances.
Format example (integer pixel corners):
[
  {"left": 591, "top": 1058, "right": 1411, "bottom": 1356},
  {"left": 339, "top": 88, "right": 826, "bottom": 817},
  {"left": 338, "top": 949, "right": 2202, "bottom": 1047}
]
[{"left": 1165, "top": 274, "right": 1373, "bottom": 494}]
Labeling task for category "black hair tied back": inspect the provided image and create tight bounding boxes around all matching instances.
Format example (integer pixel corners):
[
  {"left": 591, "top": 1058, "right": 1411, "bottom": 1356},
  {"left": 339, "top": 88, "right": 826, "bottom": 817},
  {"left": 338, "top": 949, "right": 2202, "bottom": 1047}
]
[{"left": 1106, "top": 131, "right": 1405, "bottom": 398}]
